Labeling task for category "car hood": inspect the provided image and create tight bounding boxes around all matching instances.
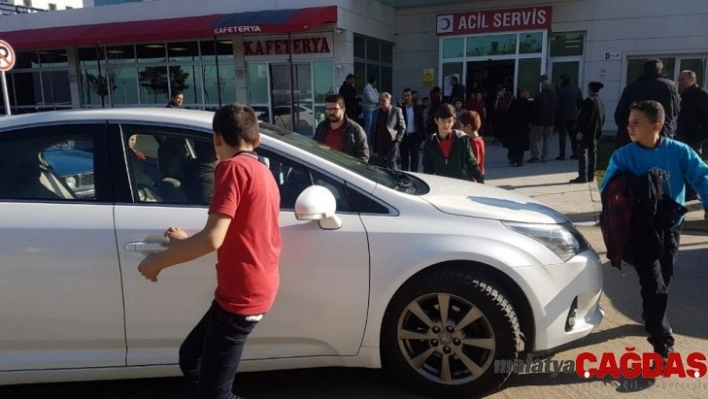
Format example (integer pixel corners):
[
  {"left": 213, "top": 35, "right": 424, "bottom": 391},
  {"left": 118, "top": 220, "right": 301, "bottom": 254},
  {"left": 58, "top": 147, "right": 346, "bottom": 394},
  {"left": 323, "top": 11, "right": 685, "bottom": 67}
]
[{"left": 414, "top": 173, "right": 568, "bottom": 224}]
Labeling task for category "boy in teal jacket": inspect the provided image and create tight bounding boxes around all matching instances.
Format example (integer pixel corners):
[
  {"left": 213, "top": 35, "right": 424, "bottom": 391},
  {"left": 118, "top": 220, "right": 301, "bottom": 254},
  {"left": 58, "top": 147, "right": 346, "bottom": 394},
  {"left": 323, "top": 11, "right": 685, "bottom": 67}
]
[{"left": 422, "top": 103, "right": 484, "bottom": 183}]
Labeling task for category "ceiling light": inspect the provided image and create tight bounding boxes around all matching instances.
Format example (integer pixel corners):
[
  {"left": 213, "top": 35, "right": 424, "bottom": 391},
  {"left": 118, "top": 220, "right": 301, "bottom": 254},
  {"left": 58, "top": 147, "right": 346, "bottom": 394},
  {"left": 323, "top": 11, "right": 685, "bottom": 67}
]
[
  {"left": 170, "top": 47, "right": 188, "bottom": 51},
  {"left": 144, "top": 44, "right": 164, "bottom": 48}
]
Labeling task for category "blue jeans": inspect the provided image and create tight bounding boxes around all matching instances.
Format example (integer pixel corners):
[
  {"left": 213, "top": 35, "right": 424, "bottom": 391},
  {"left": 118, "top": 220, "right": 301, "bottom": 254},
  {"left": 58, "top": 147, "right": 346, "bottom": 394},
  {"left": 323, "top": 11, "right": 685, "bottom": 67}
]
[
  {"left": 179, "top": 301, "right": 259, "bottom": 399},
  {"left": 363, "top": 108, "right": 375, "bottom": 141}
]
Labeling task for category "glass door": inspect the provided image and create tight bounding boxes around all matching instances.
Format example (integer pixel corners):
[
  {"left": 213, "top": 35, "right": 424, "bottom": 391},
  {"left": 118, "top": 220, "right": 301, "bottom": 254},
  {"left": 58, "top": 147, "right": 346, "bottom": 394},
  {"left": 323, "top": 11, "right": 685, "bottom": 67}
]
[
  {"left": 549, "top": 58, "right": 583, "bottom": 93},
  {"left": 270, "top": 63, "right": 314, "bottom": 136}
]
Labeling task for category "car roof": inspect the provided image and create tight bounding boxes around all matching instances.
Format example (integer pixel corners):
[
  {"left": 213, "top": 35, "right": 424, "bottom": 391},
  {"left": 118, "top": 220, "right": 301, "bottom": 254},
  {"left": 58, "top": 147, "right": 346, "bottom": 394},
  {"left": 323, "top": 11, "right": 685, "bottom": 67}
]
[{"left": 0, "top": 108, "right": 215, "bottom": 131}]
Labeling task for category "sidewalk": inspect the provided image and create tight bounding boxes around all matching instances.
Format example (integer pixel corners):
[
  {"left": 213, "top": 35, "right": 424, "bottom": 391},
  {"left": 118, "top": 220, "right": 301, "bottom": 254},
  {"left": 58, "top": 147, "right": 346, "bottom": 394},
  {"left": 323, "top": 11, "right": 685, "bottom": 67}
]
[{"left": 482, "top": 139, "right": 707, "bottom": 230}]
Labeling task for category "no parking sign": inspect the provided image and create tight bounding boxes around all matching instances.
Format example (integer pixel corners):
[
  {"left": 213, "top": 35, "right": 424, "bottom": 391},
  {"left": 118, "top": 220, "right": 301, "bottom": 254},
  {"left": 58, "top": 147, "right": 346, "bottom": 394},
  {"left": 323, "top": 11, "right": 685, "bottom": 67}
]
[{"left": 0, "top": 39, "right": 15, "bottom": 116}]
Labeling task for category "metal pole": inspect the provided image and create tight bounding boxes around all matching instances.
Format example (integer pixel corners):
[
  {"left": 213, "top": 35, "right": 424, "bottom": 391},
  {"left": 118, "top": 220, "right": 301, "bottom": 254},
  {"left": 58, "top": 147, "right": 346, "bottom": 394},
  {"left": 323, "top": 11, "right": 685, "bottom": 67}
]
[
  {"left": 1, "top": 71, "right": 11, "bottom": 116},
  {"left": 287, "top": 32, "right": 296, "bottom": 132},
  {"left": 213, "top": 35, "right": 222, "bottom": 107}
]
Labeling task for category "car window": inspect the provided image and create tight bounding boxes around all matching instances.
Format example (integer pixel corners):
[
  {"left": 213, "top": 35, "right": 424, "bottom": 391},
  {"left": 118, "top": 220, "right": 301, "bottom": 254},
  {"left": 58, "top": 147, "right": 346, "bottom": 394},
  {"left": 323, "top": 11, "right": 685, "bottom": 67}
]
[
  {"left": 259, "top": 149, "right": 349, "bottom": 212},
  {"left": 0, "top": 126, "right": 98, "bottom": 202},
  {"left": 121, "top": 125, "right": 216, "bottom": 206}
]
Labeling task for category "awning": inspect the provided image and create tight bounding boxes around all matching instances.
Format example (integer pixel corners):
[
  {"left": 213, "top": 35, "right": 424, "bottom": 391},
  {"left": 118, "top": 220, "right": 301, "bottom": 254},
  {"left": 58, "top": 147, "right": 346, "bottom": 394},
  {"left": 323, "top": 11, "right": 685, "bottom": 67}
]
[
  {"left": 0, "top": 6, "right": 338, "bottom": 51},
  {"left": 211, "top": 6, "right": 338, "bottom": 35}
]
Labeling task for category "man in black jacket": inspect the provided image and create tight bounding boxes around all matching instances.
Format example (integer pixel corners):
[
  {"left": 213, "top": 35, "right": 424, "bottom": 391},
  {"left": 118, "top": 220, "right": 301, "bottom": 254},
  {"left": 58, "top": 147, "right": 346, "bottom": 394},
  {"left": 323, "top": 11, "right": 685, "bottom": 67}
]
[
  {"left": 313, "top": 94, "right": 369, "bottom": 162},
  {"left": 338, "top": 74, "right": 360, "bottom": 122},
  {"left": 529, "top": 81, "right": 559, "bottom": 163},
  {"left": 399, "top": 88, "right": 425, "bottom": 172},
  {"left": 677, "top": 70, "right": 708, "bottom": 201},
  {"left": 614, "top": 59, "right": 680, "bottom": 148}
]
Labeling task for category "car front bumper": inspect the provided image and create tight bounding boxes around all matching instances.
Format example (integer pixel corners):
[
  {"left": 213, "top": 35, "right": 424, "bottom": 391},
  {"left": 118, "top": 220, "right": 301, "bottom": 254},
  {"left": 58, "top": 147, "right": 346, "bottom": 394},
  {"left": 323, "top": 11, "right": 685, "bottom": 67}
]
[{"left": 508, "top": 248, "right": 604, "bottom": 353}]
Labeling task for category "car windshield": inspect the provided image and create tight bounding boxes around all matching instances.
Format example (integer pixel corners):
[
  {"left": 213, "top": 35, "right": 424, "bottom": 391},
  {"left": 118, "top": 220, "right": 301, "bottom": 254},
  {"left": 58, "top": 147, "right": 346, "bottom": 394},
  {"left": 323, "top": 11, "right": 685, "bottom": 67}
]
[{"left": 259, "top": 123, "right": 428, "bottom": 194}]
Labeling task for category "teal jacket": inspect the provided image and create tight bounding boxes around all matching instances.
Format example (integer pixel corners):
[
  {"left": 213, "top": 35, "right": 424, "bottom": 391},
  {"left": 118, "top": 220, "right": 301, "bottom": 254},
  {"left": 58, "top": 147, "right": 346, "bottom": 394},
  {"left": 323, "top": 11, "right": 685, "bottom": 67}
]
[{"left": 422, "top": 130, "right": 484, "bottom": 183}]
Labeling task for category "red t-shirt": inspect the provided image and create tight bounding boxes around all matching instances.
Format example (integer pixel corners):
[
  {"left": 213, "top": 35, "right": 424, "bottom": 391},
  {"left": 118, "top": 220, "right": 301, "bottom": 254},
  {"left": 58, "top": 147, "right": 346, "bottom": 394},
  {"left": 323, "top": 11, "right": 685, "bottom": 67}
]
[
  {"left": 324, "top": 124, "right": 345, "bottom": 151},
  {"left": 470, "top": 136, "right": 486, "bottom": 176},
  {"left": 208, "top": 152, "right": 282, "bottom": 315},
  {"left": 438, "top": 133, "right": 455, "bottom": 159}
]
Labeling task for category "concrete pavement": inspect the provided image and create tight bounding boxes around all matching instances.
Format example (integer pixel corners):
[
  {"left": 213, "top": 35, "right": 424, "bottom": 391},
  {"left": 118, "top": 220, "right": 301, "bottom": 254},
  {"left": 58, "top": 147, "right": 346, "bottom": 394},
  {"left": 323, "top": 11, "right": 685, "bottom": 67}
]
[{"left": 481, "top": 138, "right": 707, "bottom": 230}]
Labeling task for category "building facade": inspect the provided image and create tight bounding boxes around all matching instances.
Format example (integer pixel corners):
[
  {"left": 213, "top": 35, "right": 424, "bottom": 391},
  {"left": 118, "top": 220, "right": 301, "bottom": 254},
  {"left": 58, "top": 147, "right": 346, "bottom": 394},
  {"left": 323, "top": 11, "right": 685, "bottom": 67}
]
[{"left": 1, "top": 0, "right": 707, "bottom": 134}]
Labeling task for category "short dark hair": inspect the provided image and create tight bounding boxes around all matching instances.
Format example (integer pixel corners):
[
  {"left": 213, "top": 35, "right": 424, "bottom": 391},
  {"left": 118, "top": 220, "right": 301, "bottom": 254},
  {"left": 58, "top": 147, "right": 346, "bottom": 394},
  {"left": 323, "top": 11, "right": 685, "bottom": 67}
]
[
  {"left": 171, "top": 91, "right": 183, "bottom": 98},
  {"left": 346, "top": 74, "right": 356, "bottom": 80},
  {"left": 412, "top": 90, "right": 419, "bottom": 96},
  {"left": 630, "top": 100, "right": 665, "bottom": 126},
  {"left": 458, "top": 110, "right": 482, "bottom": 131},
  {"left": 436, "top": 103, "right": 456, "bottom": 119},
  {"left": 644, "top": 58, "right": 663, "bottom": 75},
  {"left": 368, "top": 76, "right": 377, "bottom": 84},
  {"left": 403, "top": 87, "right": 412, "bottom": 94},
  {"left": 588, "top": 81, "right": 604, "bottom": 93},
  {"left": 212, "top": 103, "right": 259, "bottom": 147},
  {"left": 325, "top": 93, "right": 345, "bottom": 108}
]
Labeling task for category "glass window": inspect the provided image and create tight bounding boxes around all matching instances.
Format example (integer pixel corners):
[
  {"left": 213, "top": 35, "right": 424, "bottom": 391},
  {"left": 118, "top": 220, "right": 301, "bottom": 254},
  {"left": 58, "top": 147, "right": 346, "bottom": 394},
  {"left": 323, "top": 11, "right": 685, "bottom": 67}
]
[
  {"left": 354, "top": 35, "right": 366, "bottom": 59},
  {"left": 121, "top": 126, "right": 216, "bottom": 205},
  {"left": 13, "top": 51, "right": 40, "bottom": 69},
  {"left": 169, "top": 65, "right": 196, "bottom": 105},
  {"left": 550, "top": 33, "right": 585, "bottom": 57},
  {"left": 519, "top": 32, "right": 544, "bottom": 54},
  {"left": 366, "top": 40, "right": 380, "bottom": 61},
  {"left": 381, "top": 43, "right": 393, "bottom": 63},
  {"left": 248, "top": 63, "right": 269, "bottom": 104},
  {"left": 167, "top": 42, "right": 199, "bottom": 63},
  {"left": 11, "top": 72, "right": 43, "bottom": 106},
  {"left": 314, "top": 105, "right": 327, "bottom": 127},
  {"left": 465, "top": 34, "right": 516, "bottom": 57},
  {"left": 679, "top": 58, "right": 705, "bottom": 87},
  {"left": 136, "top": 43, "right": 167, "bottom": 63},
  {"left": 200, "top": 40, "right": 234, "bottom": 62},
  {"left": 354, "top": 62, "right": 366, "bottom": 94},
  {"left": 42, "top": 71, "right": 71, "bottom": 107},
  {"left": 313, "top": 61, "right": 334, "bottom": 103},
  {"left": 380, "top": 65, "right": 393, "bottom": 94},
  {"left": 627, "top": 57, "right": 676, "bottom": 85},
  {"left": 138, "top": 66, "right": 169, "bottom": 104},
  {"left": 105, "top": 45, "right": 135, "bottom": 65},
  {"left": 443, "top": 38, "right": 465, "bottom": 58},
  {"left": 0, "top": 129, "right": 96, "bottom": 201},
  {"left": 518, "top": 58, "right": 542, "bottom": 94},
  {"left": 108, "top": 65, "right": 139, "bottom": 105},
  {"left": 217, "top": 64, "right": 237, "bottom": 104},
  {"left": 367, "top": 64, "right": 380, "bottom": 90},
  {"left": 37, "top": 50, "right": 68, "bottom": 68}
]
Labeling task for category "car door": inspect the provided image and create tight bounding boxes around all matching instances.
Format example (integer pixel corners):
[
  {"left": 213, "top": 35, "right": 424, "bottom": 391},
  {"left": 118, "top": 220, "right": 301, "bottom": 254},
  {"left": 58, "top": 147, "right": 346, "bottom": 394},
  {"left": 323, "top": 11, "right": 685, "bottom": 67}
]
[
  {"left": 112, "top": 123, "right": 370, "bottom": 366},
  {"left": 0, "top": 123, "right": 126, "bottom": 371}
]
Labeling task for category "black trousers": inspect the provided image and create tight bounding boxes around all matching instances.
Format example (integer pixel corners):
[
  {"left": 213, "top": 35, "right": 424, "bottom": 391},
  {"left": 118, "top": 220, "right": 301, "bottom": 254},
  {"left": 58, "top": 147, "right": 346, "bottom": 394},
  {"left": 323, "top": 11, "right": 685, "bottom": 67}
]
[
  {"left": 377, "top": 141, "right": 400, "bottom": 170},
  {"left": 400, "top": 133, "right": 421, "bottom": 172},
  {"left": 577, "top": 139, "right": 597, "bottom": 180},
  {"left": 179, "top": 301, "right": 259, "bottom": 399},
  {"left": 632, "top": 224, "right": 682, "bottom": 351},
  {"left": 558, "top": 120, "right": 578, "bottom": 158},
  {"left": 508, "top": 148, "right": 524, "bottom": 164}
]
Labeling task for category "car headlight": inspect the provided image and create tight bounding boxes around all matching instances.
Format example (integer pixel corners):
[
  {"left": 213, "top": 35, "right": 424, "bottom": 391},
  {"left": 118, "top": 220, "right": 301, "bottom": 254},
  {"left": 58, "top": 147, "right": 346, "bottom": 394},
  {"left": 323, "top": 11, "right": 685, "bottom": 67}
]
[
  {"left": 64, "top": 175, "right": 77, "bottom": 188},
  {"left": 503, "top": 221, "right": 590, "bottom": 262}
]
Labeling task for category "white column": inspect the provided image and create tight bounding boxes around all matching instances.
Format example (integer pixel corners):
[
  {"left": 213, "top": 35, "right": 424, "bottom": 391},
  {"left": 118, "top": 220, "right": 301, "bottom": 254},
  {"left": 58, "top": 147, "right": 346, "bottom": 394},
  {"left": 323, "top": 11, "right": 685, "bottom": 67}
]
[
  {"left": 333, "top": 29, "right": 353, "bottom": 86},
  {"left": 232, "top": 36, "right": 248, "bottom": 104},
  {"left": 66, "top": 47, "right": 82, "bottom": 109}
]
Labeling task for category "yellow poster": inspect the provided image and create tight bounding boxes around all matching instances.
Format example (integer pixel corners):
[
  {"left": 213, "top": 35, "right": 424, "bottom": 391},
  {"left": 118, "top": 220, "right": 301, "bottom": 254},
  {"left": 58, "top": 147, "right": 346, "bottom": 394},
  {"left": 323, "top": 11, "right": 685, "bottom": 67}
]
[{"left": 422, "top": 69, "right": 435, "bottom": 87}]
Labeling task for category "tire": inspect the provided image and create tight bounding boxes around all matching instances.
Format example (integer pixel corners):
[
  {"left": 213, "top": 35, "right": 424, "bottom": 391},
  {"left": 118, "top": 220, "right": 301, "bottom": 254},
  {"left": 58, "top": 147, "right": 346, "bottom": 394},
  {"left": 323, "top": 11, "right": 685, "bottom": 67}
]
[{"left": 381, "top": 268, "right": 521, "bottom": 398}]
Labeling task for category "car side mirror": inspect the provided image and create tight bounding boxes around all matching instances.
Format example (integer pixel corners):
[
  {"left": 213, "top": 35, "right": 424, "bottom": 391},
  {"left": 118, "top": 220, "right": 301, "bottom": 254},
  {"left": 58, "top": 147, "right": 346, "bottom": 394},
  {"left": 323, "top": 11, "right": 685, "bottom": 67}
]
[{"left": 294, "top": 185, "right": 343, "bottom": 230}]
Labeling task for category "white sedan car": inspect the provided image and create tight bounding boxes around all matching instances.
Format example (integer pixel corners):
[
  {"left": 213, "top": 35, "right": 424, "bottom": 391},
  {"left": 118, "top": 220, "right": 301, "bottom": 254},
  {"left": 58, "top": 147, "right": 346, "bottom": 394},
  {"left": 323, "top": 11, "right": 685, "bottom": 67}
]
[{"left": 0, "top": 108, "right": 603, "bottom": 398}]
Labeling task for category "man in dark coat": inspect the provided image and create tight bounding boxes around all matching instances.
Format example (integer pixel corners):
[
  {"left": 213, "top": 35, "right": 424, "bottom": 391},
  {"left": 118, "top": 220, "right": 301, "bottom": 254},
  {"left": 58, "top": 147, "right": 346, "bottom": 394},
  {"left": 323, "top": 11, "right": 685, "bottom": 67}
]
[
  {"left": 338, "top": 74, "right": 360, "bottom": 122},
  {"left": 399, "top": 88, "right": 425, "bottom": 172},
  {"left": 504, "top": 89, "right": 533, "bottom": 167},
  {"left": 614, "top": 59, "right": 680, "bottom": 148},
  {"left": 556, "top": 73, "right": 584, "bottom": 160},
  {"left": 676, "top": 70, "right": 708, "bottom": 200},
  {"left": 570, "top": 82, "right": 606, "bottom": 183},
  {"left": 313, "top": 94, "right": 369, "bottom": 162}
]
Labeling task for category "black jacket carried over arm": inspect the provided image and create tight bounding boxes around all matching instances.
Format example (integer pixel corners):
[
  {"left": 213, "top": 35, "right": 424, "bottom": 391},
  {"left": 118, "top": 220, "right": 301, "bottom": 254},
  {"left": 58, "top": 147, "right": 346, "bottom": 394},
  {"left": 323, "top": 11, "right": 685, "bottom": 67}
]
[
  {"left": 677, "top": 85, "right": 708, "bottom": 144},
  {"left": 313, "top": 115, "right": 370, "bottom": 162},
  {"left": 614, "top": 74, "right": 681, "bottom": 147}
]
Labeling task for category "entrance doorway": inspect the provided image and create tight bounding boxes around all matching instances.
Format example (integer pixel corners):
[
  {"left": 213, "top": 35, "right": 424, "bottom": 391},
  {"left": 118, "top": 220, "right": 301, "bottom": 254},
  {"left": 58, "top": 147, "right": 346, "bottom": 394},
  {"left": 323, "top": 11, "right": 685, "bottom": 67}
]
[
  {"left": 466, "top": 60, "right": 515, "bottom": 100},
  {"left": 270, "top": 63, "right": 314, "bottom": 135}
]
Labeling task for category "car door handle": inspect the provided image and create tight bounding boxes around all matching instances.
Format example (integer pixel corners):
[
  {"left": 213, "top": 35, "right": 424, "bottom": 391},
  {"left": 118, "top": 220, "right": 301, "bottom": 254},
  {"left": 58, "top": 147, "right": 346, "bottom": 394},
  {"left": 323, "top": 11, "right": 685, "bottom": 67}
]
[{"left": 124, "top": 242, "right": 167, "bottom": 252}]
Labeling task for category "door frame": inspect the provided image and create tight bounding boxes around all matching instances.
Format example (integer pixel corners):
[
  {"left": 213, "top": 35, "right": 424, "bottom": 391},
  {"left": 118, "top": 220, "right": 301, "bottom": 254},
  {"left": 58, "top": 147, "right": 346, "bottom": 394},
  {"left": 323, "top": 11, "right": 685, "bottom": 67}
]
[
  {"left": 548, "top": 56, "right": 585, "bottom": 91},
  {"left": 268, "top": 61, "right": 315, "bottom": 135}
]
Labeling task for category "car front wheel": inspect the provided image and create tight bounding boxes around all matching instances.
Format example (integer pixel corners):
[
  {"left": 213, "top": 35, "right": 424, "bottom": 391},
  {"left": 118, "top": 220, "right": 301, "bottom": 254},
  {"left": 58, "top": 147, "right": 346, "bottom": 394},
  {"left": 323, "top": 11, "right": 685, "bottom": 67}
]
[{"left": 381, "top": 268, "right": 521, "bottom": 398}]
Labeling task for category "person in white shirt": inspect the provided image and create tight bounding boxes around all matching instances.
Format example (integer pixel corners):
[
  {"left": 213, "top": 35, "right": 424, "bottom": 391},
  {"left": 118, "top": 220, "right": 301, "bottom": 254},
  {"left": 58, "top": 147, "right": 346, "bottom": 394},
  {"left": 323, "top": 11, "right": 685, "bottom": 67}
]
[{"left": 362, "top": 76, "right": 380, "bottom": 142}]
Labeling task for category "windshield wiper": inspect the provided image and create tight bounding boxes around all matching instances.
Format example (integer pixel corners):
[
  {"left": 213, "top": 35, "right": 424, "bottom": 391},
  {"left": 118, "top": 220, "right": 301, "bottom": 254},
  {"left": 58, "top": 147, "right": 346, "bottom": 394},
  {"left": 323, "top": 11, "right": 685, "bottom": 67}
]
[{"left": 379, "top": 167, "right": 415, "bottom": 193}]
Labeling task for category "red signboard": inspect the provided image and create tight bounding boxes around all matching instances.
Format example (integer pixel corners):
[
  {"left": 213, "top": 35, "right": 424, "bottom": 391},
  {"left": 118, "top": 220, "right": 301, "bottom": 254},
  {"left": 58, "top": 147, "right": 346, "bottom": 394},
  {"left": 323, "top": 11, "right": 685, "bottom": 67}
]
[{"left": 436, "top": 6, "right": 553, "bottom": 36}]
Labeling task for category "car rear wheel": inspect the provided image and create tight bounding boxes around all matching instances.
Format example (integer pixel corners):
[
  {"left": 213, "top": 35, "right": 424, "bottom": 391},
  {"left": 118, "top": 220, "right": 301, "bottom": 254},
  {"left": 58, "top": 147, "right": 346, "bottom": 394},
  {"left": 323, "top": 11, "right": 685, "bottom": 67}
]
[{"left": 381, "top": 268, "right": 521, "bottom": 398}]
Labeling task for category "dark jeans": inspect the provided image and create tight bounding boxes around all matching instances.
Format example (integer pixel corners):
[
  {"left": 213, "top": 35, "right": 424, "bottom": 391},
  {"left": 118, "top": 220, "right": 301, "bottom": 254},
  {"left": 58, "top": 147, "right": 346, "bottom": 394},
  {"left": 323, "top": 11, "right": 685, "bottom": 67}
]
[
  {"left": 508, "top": 148, "right": 524, "bottom": 165},
  {"left": 377, "top": 141, "right": 400, "bottom": 170},
  {"left": 179, "top": 301, "right": 259, "bottom": 399},
  {"left": 558, "top": 120, "right": 578, "bottom": 158},
  {"left": 632, "top": 225, "right": 682, "bottom": 351},
  {"left": 578, "top": 139, "right": 597, "bottom": 180},
  {"left": 400, "top": 133, "right": 421, "bottom": 172}
]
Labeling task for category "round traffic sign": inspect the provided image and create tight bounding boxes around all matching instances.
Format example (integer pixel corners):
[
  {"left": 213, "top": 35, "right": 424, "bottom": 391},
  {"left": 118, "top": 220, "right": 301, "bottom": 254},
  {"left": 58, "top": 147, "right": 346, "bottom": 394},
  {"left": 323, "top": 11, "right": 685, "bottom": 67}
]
[{"left": 0, "top": 40, "right": 16, "bottom": 72}]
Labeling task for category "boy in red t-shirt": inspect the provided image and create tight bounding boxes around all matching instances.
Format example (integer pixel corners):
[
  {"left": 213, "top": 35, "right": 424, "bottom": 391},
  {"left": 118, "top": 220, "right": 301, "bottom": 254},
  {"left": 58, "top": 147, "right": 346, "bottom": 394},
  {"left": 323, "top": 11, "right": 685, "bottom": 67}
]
[
  {"left": 458, "top": 110, "right": 486, "bottom": 179},
  {"left": 138, "top": 103, "right": 282, "bottom": 399}
]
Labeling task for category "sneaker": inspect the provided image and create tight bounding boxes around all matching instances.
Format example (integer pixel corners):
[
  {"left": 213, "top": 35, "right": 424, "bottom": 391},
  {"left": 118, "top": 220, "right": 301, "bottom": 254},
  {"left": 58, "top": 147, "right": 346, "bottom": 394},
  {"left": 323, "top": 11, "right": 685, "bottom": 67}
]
[{"left": 653, "top": 343, "right": 674, "bottom": 360}]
